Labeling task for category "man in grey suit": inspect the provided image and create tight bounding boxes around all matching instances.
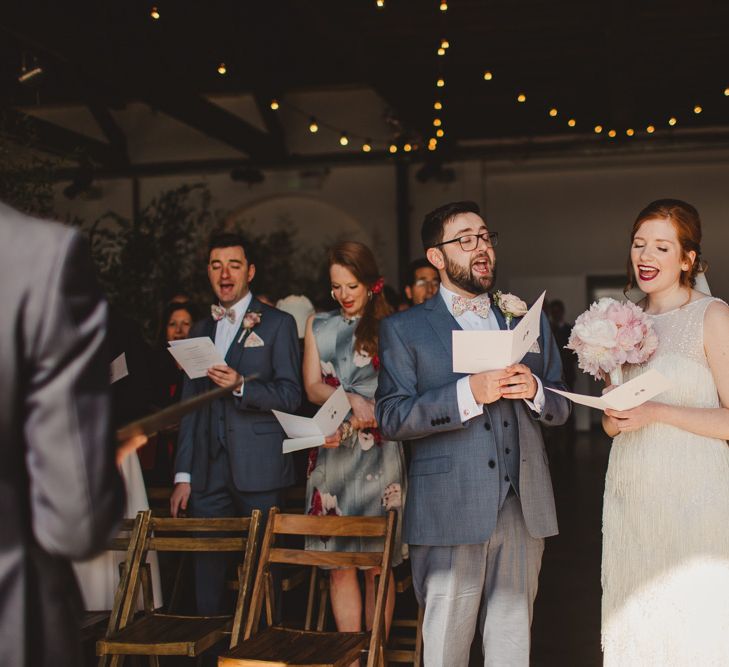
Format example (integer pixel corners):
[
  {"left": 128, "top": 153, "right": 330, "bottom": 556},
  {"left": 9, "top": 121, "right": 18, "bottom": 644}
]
[
  {"left": 0, "top": 202, "right": 124, "bottom": 666},
  {"left": 376, "top": 201, "right": 570, "bottom": 666},
  {"left": 170, "top": 232, "right": 301, "bottom": 614}
]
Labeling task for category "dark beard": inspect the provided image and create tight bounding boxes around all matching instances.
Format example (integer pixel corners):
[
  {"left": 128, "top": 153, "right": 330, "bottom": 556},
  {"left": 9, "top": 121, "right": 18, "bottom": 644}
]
[{"left": 443, "top": 252, "right": 496, "bottom": 295}]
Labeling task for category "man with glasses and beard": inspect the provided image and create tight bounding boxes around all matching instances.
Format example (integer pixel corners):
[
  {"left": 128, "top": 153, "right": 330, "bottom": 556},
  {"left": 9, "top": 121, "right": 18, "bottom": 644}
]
[{"left": 376, "top": 201, "right": 570, "bottom": 666}]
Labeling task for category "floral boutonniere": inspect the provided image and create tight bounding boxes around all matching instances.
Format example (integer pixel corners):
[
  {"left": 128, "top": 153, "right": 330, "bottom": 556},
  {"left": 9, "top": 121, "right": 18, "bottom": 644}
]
[
  {"left": 237, "top": 310, "right": 262, "bottom": 343},
  {"left": 493, "top": 291, "right": 528, "bottom": 329}
]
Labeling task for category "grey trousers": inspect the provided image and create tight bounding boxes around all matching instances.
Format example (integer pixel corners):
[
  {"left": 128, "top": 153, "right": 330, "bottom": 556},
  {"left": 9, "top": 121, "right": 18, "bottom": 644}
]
[{"left": 410, "top": 494, "right": 545, "bottom": 667}]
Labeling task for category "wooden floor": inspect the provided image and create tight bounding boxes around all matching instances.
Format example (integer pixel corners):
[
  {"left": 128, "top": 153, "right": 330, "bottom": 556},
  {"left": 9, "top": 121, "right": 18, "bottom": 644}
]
[{"left": 85, "top": 428, "right": 610, "bottom": 666}]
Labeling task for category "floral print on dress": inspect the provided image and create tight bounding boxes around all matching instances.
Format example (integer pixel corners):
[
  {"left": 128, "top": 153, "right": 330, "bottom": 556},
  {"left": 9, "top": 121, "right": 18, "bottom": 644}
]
[
  {"left": 358, "top": 427, "right": 383, "bottom": 451},
  {"left": 306, "top": 448, "right": 319, "bottom": 479},
  {"left": 321, "top": 360, "right": 340, "bottom": 387},
  {"left": 307, "top": 488, "right": 343, "bottom": 543},
  {"left": 353, "top": 349, "right": 372, "bottom": 368},
  {"left": 382, "top": 483, "right": 402, "bottom": 510}
]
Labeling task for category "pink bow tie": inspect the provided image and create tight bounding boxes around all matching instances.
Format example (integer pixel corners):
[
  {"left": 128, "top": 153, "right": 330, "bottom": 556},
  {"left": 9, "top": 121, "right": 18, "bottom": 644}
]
[
  {"left": 452, "top": 294, "right": 491, "bottom": 318},
  {"left": 211, "top": 304, "right": 236, "bottom": 323}
]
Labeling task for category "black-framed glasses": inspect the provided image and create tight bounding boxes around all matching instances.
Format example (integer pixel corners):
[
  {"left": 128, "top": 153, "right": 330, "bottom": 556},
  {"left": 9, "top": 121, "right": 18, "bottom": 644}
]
[{"left": 434, "top": 231, "right": 498, "bottom": 251}]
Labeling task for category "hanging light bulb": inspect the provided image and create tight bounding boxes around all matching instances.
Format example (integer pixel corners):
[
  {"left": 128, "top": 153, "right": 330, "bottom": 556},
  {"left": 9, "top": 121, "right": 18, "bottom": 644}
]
[
  {"left": 483, "top": 71, "right": 493, "bottom": 81},
  {"left": 339, "top": 132, "right": 349, "bottom": 146},
  {"left": 567, "top": 118, "right": 576, "bottom": 127},
  {"left": 436, "top": 78, "right": 445, "bottom": 87},
  {"left": 549, "top": 108, "right": 558, "bottom": 117},
  {"left": 668, "top": 117, "right": 677, "bottom": 126},
  {"left": 594, "top": 125, "right": 603, "bottom": 134},
  {"left": 309, "top": 117, "right": 319, "bottom": 133},
  {"left": 437, "top": 47, "right": 446, "bottom": 56},
  {"left": 404, "top": 143, "right": 413, "bottom": 152},
  {"left": 693, "top": 105, "right": 703, "bottom": 114},
  {"left": 517, "top": 93, "right": 526, "bottom": 103},
  {"left": 362, "top": 140, "right": 372, "bottom": 153},
  {"left": 626, "top": 128, "right": 635, "bottom": 137},
  {"left": 434, "top": 101, "right": 442, "bottom": 110},
  {"left": 270, "top": 99, "right": 279, "bottom": 110},
  {"left": 433, "top": 118, "right": 442, "bottom": 127},
  {"left": 724, "top": 87, "right": 729, "bottom": 97},
  {"left": 440, "top": 1, "right": 448, "bottom": 11},
  {"left": 150, "top": 6, "right": 160, "bottom": 19},
  {"left": 646, "top": 124, "right": 655, "bottom": 134},
  {"left": 217, "top": 62, "right": 227, "bottom": 75},
  {"left": 608, "top": 129, "right": 616, "bottom": 138},
  {"left": 441, "top": 39, "right": 450, "bottom": 49},
  {"left": 376, "top": 0, "right": 384, "bottom": 7},
  {"left": 436, "top": 128, "right": 445, "bottom": 137},
  {"left": 389, "top": 143, "right": 398, "bottom": 154}
]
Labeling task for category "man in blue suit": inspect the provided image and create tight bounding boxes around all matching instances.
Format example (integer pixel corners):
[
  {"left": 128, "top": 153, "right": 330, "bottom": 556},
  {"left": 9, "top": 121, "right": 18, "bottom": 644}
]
[
  {"left": 171, "top": 232, "right": 301, "bottom": 614},
  {"left": 376, "top": 202, "right": 570, "bottom": 666}
]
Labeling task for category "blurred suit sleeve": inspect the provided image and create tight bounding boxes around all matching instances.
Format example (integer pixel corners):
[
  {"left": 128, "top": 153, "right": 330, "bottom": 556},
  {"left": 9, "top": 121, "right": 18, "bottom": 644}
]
[{"left": 24, "top": 231, "right": 124, "bottom": 560}]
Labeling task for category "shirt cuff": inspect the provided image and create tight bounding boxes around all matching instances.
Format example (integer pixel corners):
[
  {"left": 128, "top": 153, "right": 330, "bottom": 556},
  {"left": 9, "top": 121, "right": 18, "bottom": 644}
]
[
  {"left": 174, "top": 472, "right": 191, "bottom": 484},
  {"left": 457, "top": 376, "right": 484, "bottom": 422},
  {"left": 233, "top": 379, "right": 245, "bottom": 398},
  {"left": 524, "top": 376, "right": 545, "bottom": 414}
]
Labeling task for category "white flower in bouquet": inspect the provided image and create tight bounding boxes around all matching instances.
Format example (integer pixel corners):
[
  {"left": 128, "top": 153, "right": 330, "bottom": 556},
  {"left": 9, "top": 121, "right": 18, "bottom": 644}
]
[{"left": 567, "top": 297, "right": 658, "bottom": 383}]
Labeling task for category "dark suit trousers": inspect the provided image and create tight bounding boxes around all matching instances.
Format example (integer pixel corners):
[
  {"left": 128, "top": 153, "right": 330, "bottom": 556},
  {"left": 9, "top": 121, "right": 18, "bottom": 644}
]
[{"left": 190, "top": 448, "right": 283, "bottom": 615}]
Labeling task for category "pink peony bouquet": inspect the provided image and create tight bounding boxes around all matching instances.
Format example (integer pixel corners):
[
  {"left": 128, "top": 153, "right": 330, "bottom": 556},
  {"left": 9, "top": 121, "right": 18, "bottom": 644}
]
[{"left": 566, "top": 298, "right": 658, "bottom": 384}]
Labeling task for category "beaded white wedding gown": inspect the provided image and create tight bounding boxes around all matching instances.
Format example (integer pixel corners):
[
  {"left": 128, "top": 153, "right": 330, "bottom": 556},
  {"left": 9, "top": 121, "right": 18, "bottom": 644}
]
[{"left": 602, "top": 297, "right": 729, "bottom": 665}]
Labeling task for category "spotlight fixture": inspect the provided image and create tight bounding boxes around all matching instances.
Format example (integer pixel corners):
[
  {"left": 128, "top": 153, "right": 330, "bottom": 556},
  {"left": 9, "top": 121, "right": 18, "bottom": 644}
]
[{"left": 309, "top": 117, "right": 319, "bottom": 133}]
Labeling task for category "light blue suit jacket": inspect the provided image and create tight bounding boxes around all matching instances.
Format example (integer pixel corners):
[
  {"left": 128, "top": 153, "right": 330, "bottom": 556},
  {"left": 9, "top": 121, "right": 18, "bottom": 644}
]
[{"left": 375, "top": 293, "right": 570, "bottom": 546}]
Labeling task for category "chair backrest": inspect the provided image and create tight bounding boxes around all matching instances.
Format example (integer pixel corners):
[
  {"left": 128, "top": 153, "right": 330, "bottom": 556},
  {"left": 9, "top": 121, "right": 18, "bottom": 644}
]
[
  {"left": 139, "top": 512, "right": 262, "bottom": 646},
  {"left": 104, "top": 510, "right": 153, "bottom": 637},
  {"left": 241, "top": 508, "right": 397, "bottom": 662}
]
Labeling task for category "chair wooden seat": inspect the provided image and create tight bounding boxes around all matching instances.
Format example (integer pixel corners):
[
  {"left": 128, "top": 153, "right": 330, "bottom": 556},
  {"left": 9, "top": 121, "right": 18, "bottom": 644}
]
[
  {"left": 98, "top": 614, "right": 232, "bottom": 657},
  {"left": 220, "top": 627, "right": 368, "bottom": 667}
]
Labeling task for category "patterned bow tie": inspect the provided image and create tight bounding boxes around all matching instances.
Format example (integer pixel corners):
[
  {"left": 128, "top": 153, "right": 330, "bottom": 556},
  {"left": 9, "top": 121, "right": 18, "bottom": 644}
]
[
  {"left": 452, "top": 294, "right": 491, "bottom": 318},
  {"left": 211, "top": 304, "right": 236, "bottom": 323}
]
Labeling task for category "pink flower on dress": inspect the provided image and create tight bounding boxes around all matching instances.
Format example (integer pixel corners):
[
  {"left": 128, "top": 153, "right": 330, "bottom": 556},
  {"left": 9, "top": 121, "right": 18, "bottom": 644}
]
[
  {"left": 382, "top": 483, "right": 402, "bottom": 510},
  {"left": 307, "top": 488, "right": 342, "bottom": 543},
  {"left": 358, "top": 427, "right": 383, "bottom": 451}
]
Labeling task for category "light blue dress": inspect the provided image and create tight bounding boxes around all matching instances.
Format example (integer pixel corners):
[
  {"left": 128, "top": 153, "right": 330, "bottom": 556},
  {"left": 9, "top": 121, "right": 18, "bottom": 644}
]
[{"left": 305, "top": 311, "right": 406, "bottom": 564}]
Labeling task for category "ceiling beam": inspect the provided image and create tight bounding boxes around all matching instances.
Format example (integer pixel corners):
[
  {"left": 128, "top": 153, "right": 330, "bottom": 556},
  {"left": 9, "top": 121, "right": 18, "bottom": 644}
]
[{"left": 0, "top": 106, "right": 120, "bottom": 166}]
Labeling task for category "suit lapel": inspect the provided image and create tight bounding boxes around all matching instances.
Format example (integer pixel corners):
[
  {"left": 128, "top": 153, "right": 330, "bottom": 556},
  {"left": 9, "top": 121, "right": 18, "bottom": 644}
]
[
  {"left": 425, "top": 292, "right": 462, "bottom": 359},
  {"left": 225, "top": 295, "right": 261, "bottom": 369}
]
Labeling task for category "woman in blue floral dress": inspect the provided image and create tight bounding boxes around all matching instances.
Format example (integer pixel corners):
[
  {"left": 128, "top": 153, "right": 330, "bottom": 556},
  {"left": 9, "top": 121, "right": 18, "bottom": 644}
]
[{"left": 303, "top": 240, "right": 406, "bottom": 639}]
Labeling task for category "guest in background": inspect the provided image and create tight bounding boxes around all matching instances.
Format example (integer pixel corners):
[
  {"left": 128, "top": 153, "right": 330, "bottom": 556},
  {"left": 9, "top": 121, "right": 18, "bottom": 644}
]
[
  {"left": 404, "top": 258, "right": 440, "bottom": 307},
  {"left": 548, "top": 299, "right": 576, "bottom": 390},
  {"left": 276, "top": 294, "right": 315, "bottom": 342},
  {"left": 141, "top": 302, "right": 199, "bottom": 484},
  {"left": 303, "top": 241, "right": 406, "bottom": 642}
]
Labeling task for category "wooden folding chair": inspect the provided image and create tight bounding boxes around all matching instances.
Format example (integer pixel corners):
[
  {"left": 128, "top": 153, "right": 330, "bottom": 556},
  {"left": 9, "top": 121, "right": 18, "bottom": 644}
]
[
  {"left": 384, "top": 565, "right": 424, "bottom": 666},
  {"left": 219, "top": 507, "right": 397, "bottom": 667},
  {"left": 80, "top": 512, "right": 151, "bottom": 643},
  {"left": 97, "top": 511, "right": 262, "bottom": 666}
]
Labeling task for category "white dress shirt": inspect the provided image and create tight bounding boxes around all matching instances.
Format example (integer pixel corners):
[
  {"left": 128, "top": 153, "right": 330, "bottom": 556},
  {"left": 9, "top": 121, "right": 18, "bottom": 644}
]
[
  {"left": 174, "top": 292, "right": 252, "bottom": 485},
  {"left": 438, "top": 284, "right": 545, "bottom": 423}
]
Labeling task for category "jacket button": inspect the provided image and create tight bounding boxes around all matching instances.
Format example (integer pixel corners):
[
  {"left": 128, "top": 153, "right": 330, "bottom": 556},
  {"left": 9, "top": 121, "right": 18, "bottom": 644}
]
[
  {"left": 488, "top": 460, "right": 496, "bottom": 469},
  {"left": 484, "top": 423, "right": 491, "bottom": 431},
  {"left": 545, "top": 413, "right": 554, "bottom": 422},
  {"left": 504, "top": 475, "right": 509, "bottom": 482},
  {"left": 431, "top": 419, "right": 436, "bottom": 426},
  {"left": 503, "top": 420, "right": 509, "bottom": 427},
  {"left": 445, "top": 416, "right": 451, "bottom": 423},
  {"left": 505, "top": 448, "right": 511, "bottom": 454}
]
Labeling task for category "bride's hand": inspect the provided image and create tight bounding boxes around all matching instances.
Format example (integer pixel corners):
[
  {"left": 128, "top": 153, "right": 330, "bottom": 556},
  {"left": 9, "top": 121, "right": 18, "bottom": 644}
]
[
  {"left": 347, "top": 392, "right": 377, "bottom": 430},
  {"left": 604, "top": 401, "right": 659, "bottom": 432}
]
